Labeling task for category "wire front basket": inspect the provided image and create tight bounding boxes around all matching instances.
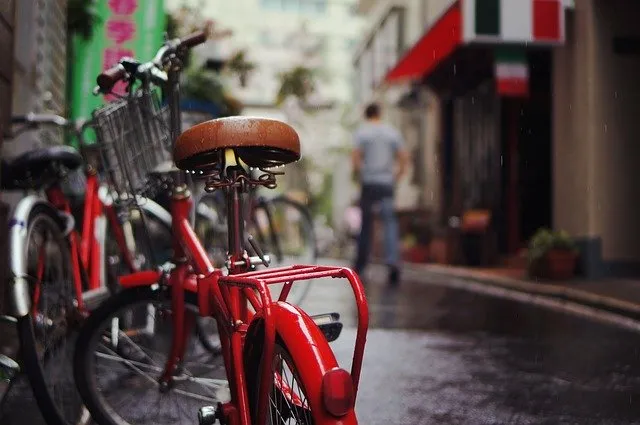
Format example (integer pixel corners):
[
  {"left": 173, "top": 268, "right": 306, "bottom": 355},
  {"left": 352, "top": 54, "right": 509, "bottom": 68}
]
[{"left": 92, "top": 88, "right": 171, "bottom": 205}]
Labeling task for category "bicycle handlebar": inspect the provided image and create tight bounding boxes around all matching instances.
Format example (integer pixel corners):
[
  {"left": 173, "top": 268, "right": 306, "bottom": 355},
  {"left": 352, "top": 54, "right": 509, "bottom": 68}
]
[
  {"left": 12, "top": 113, "right": 69, "bottom": 128},
  {"left": 96, "top": 64, "right": 127, "bottom": 95},
  {"left": 6, "top": 113, "right": 93, "bottom": 143},
  {"left": 95, "top": 30, "right": 208, "bottom": 94},
  {"left": 180, "top": 31, "right": 208, "bottom": 49}
]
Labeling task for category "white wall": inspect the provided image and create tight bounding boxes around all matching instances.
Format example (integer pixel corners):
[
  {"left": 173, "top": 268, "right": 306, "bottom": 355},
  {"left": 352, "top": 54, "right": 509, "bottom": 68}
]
[
  {"left": 553, "top": 0, "right": 640, "bottom": 262},
  {"left": 167, "top": 0, "right": 363, "bottom": 108}
]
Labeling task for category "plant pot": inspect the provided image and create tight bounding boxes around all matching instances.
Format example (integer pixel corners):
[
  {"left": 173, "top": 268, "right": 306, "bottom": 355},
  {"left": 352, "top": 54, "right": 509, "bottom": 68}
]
[{"left": 544, "top": 249, "right": 577, "bottom": 280}]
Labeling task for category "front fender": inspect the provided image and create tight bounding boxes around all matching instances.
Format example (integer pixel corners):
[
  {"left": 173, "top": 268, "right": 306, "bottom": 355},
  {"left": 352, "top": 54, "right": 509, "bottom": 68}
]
[
  {"left": 8, "top": 196, "right": 67, "bottom": 318},
  {"left": 249, "top": 302, "right": 358, "bottom": 424}
]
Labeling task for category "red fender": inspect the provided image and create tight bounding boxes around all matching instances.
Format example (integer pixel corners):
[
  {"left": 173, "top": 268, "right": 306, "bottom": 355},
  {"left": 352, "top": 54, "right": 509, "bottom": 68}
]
[{"left": 253, "top": 302, "right": 358, "bottom": 424}]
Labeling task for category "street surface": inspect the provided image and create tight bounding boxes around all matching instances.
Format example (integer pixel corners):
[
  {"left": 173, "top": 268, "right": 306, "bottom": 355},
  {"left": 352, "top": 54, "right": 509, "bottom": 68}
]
[{"left": 3, "top": 263, "right": 640, "bottom": 424}]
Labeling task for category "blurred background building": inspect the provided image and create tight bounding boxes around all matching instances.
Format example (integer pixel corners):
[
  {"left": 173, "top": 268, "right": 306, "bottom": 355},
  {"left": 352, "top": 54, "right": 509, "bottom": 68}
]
[
  {"left": 167, "top": 0, "right": 365, "bottom": 231},
  {"left": 353, "top": 0, "right": 640, "bottom": 279}
]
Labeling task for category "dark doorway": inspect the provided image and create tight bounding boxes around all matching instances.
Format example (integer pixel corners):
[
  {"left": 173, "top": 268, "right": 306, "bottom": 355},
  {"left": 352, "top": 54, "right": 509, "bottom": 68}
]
[
  {"left": 499, "top": 49, "right": 553, "bottom": 253},
  {"left": 441, "top": 98, "right": 455, "bottom": 226},
  {"left": 518, "top": 50, "right": 553, "bottom": 244}
]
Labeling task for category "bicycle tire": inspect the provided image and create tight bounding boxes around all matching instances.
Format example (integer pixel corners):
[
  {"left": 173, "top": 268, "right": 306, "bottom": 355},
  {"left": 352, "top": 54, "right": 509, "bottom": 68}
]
[
  {"left": 14, "top": 206, "right": 84, "bottom": 425},
  {"left": 74, "top": 285, "right": 223, "bottom": 425},
  {"left": 251, "top": 196, "right": 318, "bottom": 306}
]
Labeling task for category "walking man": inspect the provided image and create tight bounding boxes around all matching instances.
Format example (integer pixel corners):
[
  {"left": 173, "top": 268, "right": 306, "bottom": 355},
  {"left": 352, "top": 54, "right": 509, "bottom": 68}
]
[{"left": 351, "top": 102, "right": 409, "bottom": 285}]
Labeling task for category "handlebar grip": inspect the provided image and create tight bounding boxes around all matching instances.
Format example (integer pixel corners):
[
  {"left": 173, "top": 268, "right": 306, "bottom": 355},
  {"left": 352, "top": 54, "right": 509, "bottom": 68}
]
[
  {"left": 11, "top": 116, "right": 28, "bottom": 124},
  {"left": 179, "top": 31, "right": 207, "bottom": 49},
  {"left": 96, "top": 64, "right": 127, "bottom": 93}
]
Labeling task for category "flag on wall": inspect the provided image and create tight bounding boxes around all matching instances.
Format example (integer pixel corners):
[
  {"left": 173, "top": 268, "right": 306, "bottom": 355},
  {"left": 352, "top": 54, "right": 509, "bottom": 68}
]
[
  {"left": 494, "top": 47, "right": 529, "bottom": 97},
  {"left": 463, "top": 0, "right": 564, "bottom": 44}
]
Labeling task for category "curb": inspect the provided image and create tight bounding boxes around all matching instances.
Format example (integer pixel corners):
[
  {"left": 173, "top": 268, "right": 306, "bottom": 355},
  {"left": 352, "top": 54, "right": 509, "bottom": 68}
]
[{"left": 401, "top": 263, "right": 640, "bottom": 321}]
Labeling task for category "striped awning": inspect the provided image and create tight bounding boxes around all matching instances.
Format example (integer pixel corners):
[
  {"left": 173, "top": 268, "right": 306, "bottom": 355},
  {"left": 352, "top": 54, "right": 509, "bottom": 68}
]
[{"left": 384, "top": 0, "right": 565, "bottom": 86}]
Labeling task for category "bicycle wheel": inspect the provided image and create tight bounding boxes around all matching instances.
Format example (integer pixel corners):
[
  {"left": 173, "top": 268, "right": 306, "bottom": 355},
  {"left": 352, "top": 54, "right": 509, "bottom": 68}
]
[
  {"left": 249, "top": 196, "right": 317, "bottom": 306},
  {"left": 243, "top": 317, "right": 354, "bottom": 424},
  {"left": 74, "top": 285, "right": 227, "bottom": 425},
  {"left": 15, "top": 207, "right": 85, "bottom": 425}
]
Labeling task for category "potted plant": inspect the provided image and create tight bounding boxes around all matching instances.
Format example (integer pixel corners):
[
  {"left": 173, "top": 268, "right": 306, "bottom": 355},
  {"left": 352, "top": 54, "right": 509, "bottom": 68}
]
[{"left": 527, "top": 228, "right": 579, "bottom": 280}]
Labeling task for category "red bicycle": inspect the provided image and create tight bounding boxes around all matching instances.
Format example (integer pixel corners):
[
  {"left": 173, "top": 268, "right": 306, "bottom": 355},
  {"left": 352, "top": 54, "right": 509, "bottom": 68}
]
[
  {"left": 73, "top": 32, "right": 369, "bottom": 425},
  {"left": 1, "top": 113, "right": 180, "bottom": 425}
]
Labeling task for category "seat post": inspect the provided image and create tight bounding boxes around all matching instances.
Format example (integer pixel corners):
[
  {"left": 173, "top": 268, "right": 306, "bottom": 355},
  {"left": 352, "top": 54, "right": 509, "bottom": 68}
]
[{"left": 226, "top": 166, "right": 246, "bottom": 262}]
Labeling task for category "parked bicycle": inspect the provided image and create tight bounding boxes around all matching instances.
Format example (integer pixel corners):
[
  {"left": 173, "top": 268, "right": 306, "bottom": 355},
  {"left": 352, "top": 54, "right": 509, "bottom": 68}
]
[
  {"left": 72, "top": 31, "right": 368, "bottom": 425},
  {"left": 0, "top": 111, "right": 181, "bottom": 424}
]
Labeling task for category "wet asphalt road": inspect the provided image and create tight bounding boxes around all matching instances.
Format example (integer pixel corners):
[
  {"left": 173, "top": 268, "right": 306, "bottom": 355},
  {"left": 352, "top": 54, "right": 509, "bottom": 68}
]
[{"left": 4, "top": 263, "right": 640, "bottom": 424}]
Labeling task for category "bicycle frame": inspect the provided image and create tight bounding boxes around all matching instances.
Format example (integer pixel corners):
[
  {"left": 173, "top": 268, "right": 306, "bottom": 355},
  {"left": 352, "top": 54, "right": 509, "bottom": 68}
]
[
  {"left": 47, "top": 172, "right": 135, "bottom": 300},
  {"left": 109, "top": 35, "right": 368, "bottom": 423},
  {"left": 120, "top": 179, "right": 369, "bottom": 425}
]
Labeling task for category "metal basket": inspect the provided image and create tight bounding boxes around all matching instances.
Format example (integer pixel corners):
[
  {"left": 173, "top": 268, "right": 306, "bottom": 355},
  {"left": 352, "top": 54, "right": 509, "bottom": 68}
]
[{"left": 92, "top": 89, "right": 171, "bottom": 205}]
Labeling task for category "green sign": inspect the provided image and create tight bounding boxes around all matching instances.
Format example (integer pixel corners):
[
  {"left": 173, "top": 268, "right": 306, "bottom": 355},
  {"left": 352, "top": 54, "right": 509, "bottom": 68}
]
[{"left": 69, "top": 0, "right": 165, "bottom": 143}]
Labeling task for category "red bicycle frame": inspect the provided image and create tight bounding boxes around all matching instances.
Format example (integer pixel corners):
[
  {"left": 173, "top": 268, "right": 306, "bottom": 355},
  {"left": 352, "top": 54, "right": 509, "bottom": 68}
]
[
  {"left": 120, "top": 180, "right": 369, "bottom": 425},
  {"left": 44, "top": 170, "right": 136, "bottom": 311}
]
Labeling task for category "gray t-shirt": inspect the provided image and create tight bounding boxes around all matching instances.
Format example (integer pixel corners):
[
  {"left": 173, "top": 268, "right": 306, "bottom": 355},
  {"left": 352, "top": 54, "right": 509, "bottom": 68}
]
[{"left": 353, "top": 121, "right": 404, "bottom": 186}]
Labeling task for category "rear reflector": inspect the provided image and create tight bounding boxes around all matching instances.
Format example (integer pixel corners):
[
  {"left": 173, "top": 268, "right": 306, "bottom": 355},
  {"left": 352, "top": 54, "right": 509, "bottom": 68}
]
[{"left": 321, "top": 368, "right": 354, "bottom": 417}]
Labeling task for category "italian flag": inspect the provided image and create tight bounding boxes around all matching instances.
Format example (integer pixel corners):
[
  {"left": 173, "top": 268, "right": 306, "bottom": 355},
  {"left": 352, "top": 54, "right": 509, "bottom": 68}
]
[
  {"left": 494, "top": 47, "right": 529, "bottom": 97},
  {"left": 464, "top": 0, "right": 564, "bottom": 43}
]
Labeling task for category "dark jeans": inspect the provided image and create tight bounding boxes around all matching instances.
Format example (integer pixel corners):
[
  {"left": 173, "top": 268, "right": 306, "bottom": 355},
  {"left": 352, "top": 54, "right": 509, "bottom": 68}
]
[{"left": 354, "top": 184, "right": 400, "bottom": 272}]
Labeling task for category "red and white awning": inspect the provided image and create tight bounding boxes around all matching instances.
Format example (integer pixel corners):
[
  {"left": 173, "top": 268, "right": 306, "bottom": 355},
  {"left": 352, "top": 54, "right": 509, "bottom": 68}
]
[{"left": 384, "top": 0, "right": 566, "bottom": 87}]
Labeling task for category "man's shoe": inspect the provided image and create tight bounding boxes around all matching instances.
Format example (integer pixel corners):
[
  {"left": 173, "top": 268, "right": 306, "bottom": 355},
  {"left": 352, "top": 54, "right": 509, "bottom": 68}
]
[{"left": 388, "top": 266, "right": 400, "bottom": 286}]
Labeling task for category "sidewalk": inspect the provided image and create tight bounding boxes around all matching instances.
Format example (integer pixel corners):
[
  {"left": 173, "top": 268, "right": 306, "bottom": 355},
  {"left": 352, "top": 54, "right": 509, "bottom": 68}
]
[{"left": 402, "top": 262, "right": 640, "bottom": 320}]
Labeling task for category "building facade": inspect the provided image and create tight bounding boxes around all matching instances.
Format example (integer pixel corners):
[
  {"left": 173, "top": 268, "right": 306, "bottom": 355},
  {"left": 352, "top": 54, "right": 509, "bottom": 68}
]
[
  {"left": 0, "top": 0, "right": 68, "bottom": 310},
  {"left": 379, "top": 0, "right": 566, "bottom": 264},
  {"left": 357, "top": 0, "right": 639, "bottom": 277},
  {"left": 552, "top": 0, "right": 640, "bottom": 278}
]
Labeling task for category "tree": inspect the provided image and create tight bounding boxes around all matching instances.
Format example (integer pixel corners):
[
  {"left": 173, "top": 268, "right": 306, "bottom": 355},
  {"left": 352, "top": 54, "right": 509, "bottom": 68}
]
[
  {"left": 166, "top": 8, "right": 243, "bottom": 117},
  {"left": 225, "top": 50, "right": 256, "bottom": 88},
  {"left": 181, "top": 68, "right": 243, "bottom": 117},
  {"left": 67, "top": 0, "right": 101, "bottom": 40},
  {"left": 276, "top": 66, "right": 317, "bottom": 106}
]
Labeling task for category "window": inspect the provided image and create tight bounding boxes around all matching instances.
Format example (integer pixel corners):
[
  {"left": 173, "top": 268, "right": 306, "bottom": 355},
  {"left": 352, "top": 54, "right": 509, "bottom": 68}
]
[
  {"left": 260, "top": 0, "right": 281, "bottom": 9},
  {"left": 301, "top": 0, "right": 326, "bottom": 13},
  {"left": 260, "top": 0, "right": 327, "bottom": 14},
  {"left": 282, "top": 0, "right": 298, "bottom": 11}
]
